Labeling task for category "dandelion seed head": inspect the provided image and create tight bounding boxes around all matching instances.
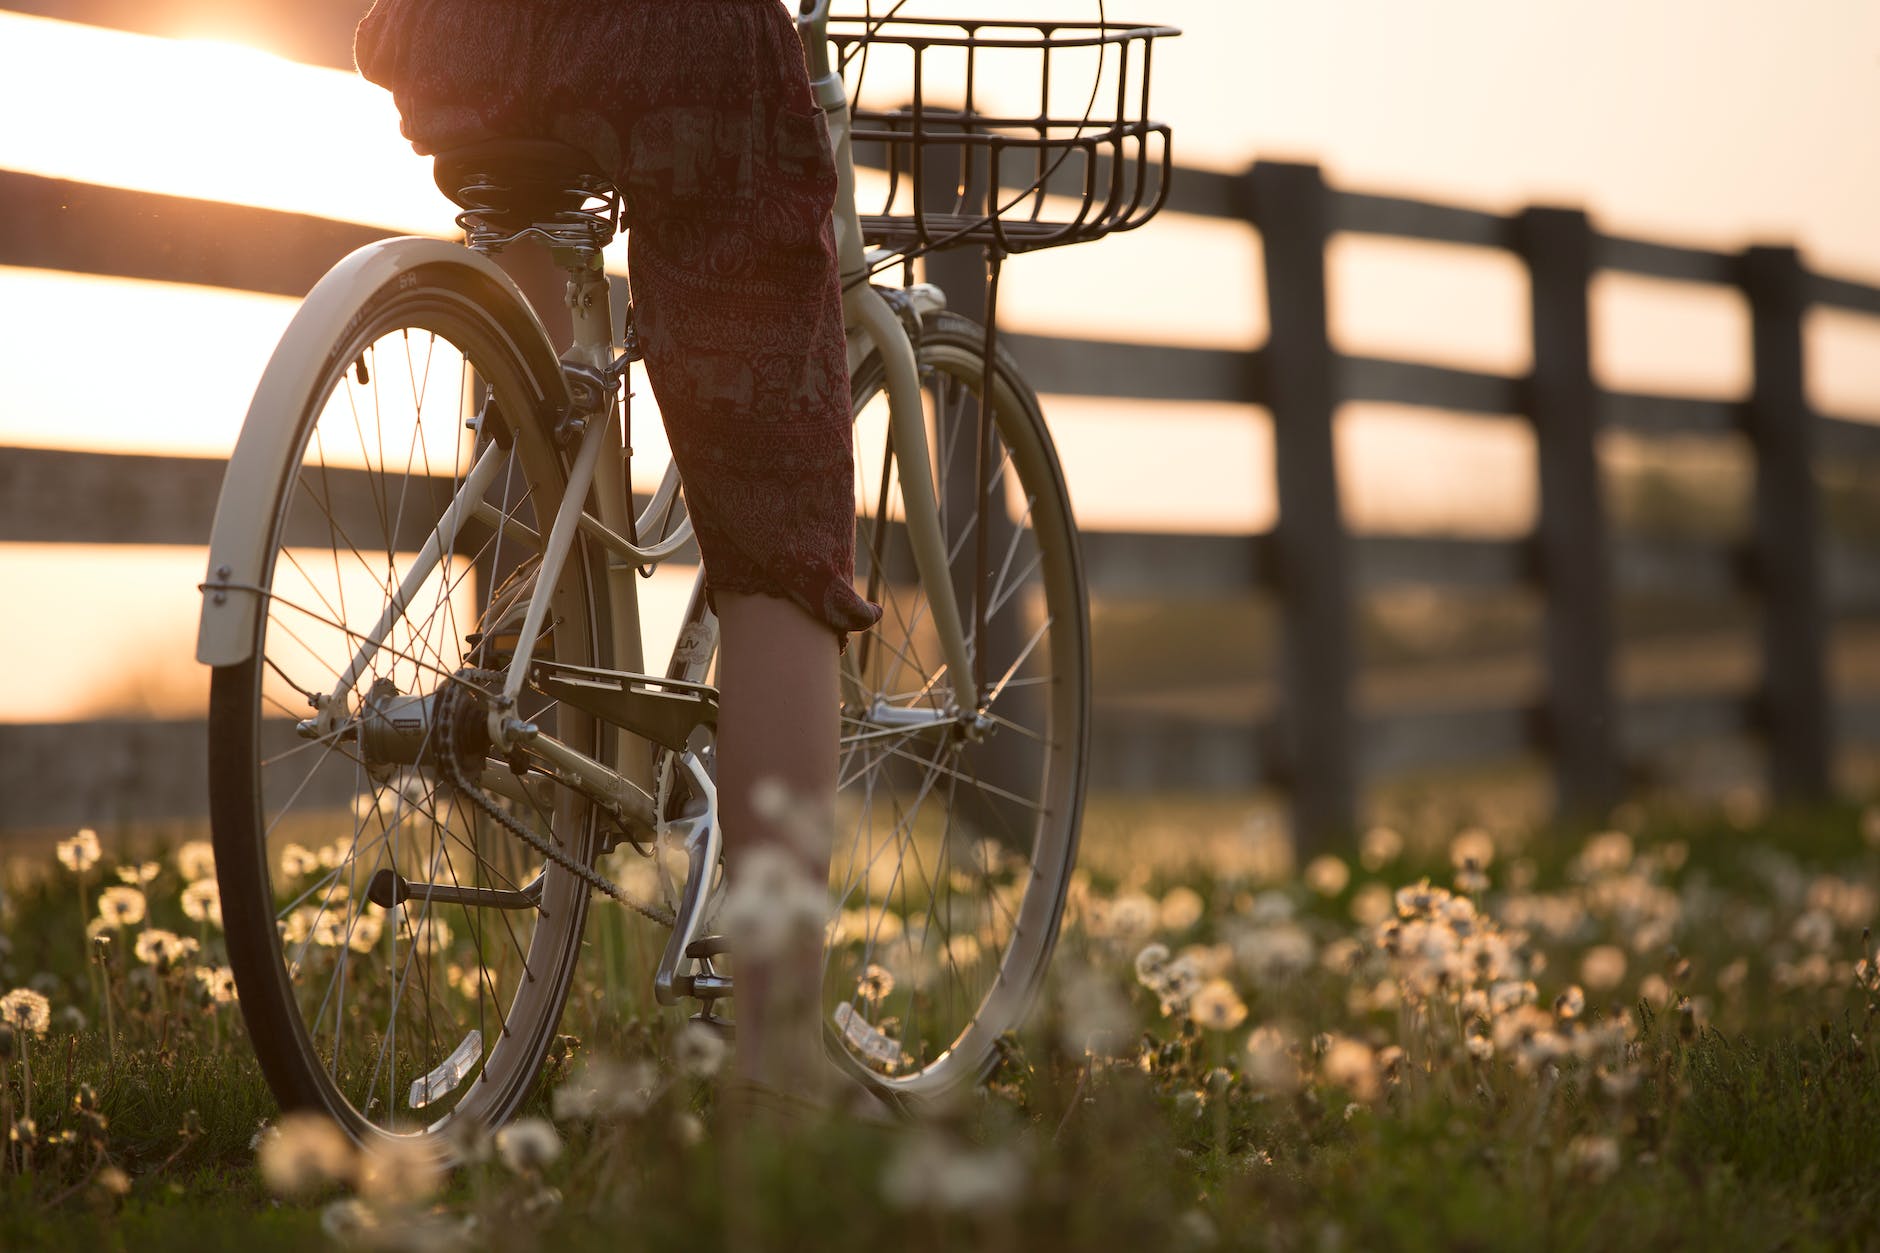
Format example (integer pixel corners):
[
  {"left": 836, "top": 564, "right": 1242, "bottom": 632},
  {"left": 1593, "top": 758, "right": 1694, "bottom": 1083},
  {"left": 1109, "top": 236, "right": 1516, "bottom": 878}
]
[
  {"left": 174, "top": 841, "right": 216, "bottom": 883},
  {"left": 347, "top": 911, "right": 384, "bottom": 954},
  {"left": 1244, "top": 1026, "right": 1300, "bottom": 1093},
  {"left": 494, "top": 1117, "right": 563, "bottom": 1173},
  {"left": 133, "top": 929, "right": 197, "bottom": 969},
  {"left": 1564, "top": 1134, "right": 1621, "bottom": 1183},
  {"left": 1791, "top": 909, "right": 1836, "bottom": 953},
  {"left": 1575, "top": 830, "right": 1634, "bottom": 878},
  {"left": 719, "top": 846, "right": 830, "bottom": 958},
  {"left": 279, "top": 844, "right": 320, "bottom": 879},
  {"left": 1233, "top": 921, "right": 1316, "bottom": 986},
  {"left": 56, "top": 828, "right": 101, "bottom": 874},
  {"left": 1152, "top": 953, "right": 1206, "bottom": 1016},
  {"left": 1349, "top": 883, "right": 1395, "bottom": 928},
  {"left": 256, "top": 1112, "right": 355, "bottom": 1198},
  {"left": 550, "top": 1058, "right": 658, "bottom": 1122},
  {"left": 95, "top": 1164, "right": 131, "bottom": 1197},
  {"left": 880, "top": 1129, "right": 1027, "bottom": 1213},
  {"left": 194, "top": 966, "right": 238, "bottom": 1005},
  {"left": 115, "top": 861, "right": 159, "bottom": 887},
  {"left": 1449, "top": 827, "right": 1496, "bottom": 871},
  {"left": 1359, "top": 826, "right": 1403, "bottom": 871},
  {"left": 1058, "top": 964, "right": 1132, "bottom": 1056},
  {"left": 95, "top": 886, "right": 146, "bottom": 928},
  {"left": 1159, "top": 886, "right": 1206, "bottom": 933},
  {"left": 1104, "top": 891, "right": 1159, "bottom": 943},
  {"left": 355, "top": 1136, "right": 444, "bottom": 1204},
  {"left": 1553, "top": 985, "right": 1586, "bottom": 1021},
  {"left": 1181, "top": 941, "right": 1236, "bottom": 979},
  {"left": 672, "top": 1110, "right": 705, "bottom": 1147},
  {"left": 675, "top": 1023, "right": 728, "bottom": 1079},
  {"left": 1134, "top": 943, "right": 1171, "bottom": 986},
  {"left": 181, "top": 879, "right": 222, "bottom": 927},
  {"left": 1188, "top": 979, "right": 1248, "bottom": 1031},
  {"left": 1579, "top": 944, "right": 1627, "bottom": 991},
  {"left": 1394, "top": 879, "right": 1452, "bottom": 921},
  {"left": 1320, "top": 1037, "right": 1379, "bottom": 1101},
  {"left": 1304, "top": 855, "right": 1350, "bottom": 897},
  {"left": 0, "top": 988, "right": 51, "bottom": 1038}
]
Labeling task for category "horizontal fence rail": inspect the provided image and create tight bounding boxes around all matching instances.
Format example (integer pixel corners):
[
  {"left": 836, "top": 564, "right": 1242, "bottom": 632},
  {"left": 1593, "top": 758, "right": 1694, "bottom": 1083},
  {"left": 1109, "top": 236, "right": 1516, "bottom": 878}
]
[{"left": 4, "top": 48, "right": 1880, "bottom": 840}]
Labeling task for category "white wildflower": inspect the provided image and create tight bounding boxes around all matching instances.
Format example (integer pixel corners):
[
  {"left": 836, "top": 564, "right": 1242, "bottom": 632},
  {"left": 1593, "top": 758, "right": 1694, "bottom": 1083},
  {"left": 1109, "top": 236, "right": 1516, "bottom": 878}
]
[
  {"left": 1058, "top": 965, "right": 1132, "bottom": 1056},
  {"left": 1304, "top": 855, "right": 1350, "bottom": 897},
  {"left": 175, "top": 840, "right": 217, "bottom": 883},
  {"left": 0, "top": 988, "right": 51, "bottom": 1038},
  {"left": 494, "top": 1117, "right": 562, "bottom": 1173},
  {"left": 93, "top": 884, "right": 144, "bottom": 921},
  {"left": 717, "top": 846, "right": 829, "bottom": 959},
  {"left": 880, "top": 1129, "right": 1026, "bottom": 1214},
  {"left": 1320, "top": 1037, "right": 1379, "bottom": 1101},
  {"left": 550, "top": 1058, "right": 659, "bottom": 1122},
  {"left": 133, "top": 929, "right": 197, "bottom": 969},
  {"left": 256, "top": 1112, "right": 355, "bottom": 1197},
  {"left": 1564, "top": 1134, "right": 1621, "bottom": 1183},
  {"left": 674, "top": 1023, "right": 728, "bottom": 1079},
  {"left": 356, "top": 1136, "right": 445, "bottom": 1204},
  {"left": 181, "top": 879, "right": 223, "bottom": 927},
  {"left": 115, "top": 861, "right": 159, "bottom": 887},
  {"left": 57, "top": 829, "right": 101, "bottom": 874},
  {"left": 1188, "top": 979, "right": 1248, "bottom": 1032},
  {"left": 1159, "top": 886, "right": 1206, "bottom": 933}
]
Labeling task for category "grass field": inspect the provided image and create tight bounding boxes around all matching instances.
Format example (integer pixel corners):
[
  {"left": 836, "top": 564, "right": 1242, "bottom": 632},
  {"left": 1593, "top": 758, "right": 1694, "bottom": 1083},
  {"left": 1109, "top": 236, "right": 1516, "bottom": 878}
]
[{"left": 2, "top": 795, "right": 1878, "bottom": 1251}]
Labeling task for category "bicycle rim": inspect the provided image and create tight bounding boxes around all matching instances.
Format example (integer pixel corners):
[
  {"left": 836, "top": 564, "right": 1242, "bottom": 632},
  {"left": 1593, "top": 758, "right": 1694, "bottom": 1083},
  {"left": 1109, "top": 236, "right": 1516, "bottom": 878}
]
[
  {"left": 208, "top": 265, "right": 605, "bottom": 1145},
  {"left": 828, "top": 310, "right": 1090, "bottom": 1100}
]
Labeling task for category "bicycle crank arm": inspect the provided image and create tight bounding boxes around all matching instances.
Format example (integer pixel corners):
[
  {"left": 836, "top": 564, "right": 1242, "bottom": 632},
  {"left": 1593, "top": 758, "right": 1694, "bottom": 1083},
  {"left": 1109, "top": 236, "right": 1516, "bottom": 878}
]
[
  {"left": 364, "top": 866, "right": 543, "bottom": 912},
  {"left": 653, "top": 749, "right": 722, "bottom": 1006}
]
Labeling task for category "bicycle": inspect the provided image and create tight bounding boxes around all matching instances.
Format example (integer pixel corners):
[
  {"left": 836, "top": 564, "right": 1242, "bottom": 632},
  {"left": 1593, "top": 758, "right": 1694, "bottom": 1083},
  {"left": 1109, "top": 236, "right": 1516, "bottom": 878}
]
[{"left": 195, "top": 1, "right": 1175, "bottom": 1148}]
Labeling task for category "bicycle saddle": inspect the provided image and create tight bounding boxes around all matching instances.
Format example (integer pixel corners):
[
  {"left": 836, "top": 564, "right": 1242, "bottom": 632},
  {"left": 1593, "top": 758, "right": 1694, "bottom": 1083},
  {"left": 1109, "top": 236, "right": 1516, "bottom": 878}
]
[{"left": 432, "top": 138, "right": 617, "bottom": 233}]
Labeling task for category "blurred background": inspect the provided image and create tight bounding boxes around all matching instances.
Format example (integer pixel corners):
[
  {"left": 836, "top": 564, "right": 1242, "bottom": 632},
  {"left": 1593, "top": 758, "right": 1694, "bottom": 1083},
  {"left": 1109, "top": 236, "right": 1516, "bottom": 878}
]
[{"left": 2, "top": 0, "right": 1878, "bottom": 842}]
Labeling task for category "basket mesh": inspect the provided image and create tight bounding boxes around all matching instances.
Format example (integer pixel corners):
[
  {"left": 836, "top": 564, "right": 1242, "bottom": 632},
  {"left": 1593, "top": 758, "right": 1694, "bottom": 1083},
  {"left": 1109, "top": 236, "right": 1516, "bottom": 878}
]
[{"left": 832, "top": 15, "right": 1178, "bottom": 257}]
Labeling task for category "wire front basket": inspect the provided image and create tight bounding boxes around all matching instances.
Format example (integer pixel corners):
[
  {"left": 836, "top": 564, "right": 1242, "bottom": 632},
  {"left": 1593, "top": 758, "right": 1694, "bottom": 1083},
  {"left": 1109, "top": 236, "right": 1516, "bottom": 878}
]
[{"left": 831, "top": 15, "right": 1178, "bottom": 260}]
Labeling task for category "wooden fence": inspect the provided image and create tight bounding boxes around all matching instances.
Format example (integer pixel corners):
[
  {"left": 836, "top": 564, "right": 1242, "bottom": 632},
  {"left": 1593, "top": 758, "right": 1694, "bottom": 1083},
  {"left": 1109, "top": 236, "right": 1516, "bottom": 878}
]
[{"left": 5, "top": 68, "right": 1880, "bottom": 845}]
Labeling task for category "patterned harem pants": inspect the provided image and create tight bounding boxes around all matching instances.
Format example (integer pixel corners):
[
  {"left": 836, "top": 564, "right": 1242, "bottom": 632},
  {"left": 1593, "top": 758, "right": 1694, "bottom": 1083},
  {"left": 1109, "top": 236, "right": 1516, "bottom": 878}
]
[{"left": 354, "top": 0, "right": 882, "bottom": 641}]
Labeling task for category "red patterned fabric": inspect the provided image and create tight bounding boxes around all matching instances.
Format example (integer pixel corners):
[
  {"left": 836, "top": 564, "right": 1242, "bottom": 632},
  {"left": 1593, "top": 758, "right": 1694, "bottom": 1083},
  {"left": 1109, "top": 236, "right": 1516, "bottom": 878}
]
[{"left": 355, "top": 0, "right": 882, "bottom": 642}]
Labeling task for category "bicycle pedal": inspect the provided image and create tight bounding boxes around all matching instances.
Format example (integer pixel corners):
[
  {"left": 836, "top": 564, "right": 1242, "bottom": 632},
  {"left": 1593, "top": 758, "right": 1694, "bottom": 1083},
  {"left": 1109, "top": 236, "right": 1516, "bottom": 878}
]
[{"left": 685, "top": 934, "right": 732, "bottom": 961}]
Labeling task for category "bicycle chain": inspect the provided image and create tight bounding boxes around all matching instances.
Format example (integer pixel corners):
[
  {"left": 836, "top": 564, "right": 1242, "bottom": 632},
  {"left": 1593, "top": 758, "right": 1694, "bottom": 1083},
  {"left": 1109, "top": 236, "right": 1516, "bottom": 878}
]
[{"left": 437, "top": 673, "right": 676, "bottom": 929}]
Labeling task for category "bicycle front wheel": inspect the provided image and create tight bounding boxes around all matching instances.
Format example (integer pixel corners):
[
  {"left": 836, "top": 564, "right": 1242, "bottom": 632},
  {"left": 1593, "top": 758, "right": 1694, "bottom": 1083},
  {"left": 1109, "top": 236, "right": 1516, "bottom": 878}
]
[
  {"left": 828, "top": 310, "right": 1091, "bottom": 1100},
  {"left": 206, "top": 248, "right": 608, "bottom": 1146}
]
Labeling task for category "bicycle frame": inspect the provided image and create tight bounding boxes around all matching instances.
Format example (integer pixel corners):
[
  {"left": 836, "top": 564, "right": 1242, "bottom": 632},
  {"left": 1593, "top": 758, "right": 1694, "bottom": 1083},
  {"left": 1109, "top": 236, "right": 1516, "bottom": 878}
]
[{"left": 195, "top": 1, "right": 979, "bottom": 997}]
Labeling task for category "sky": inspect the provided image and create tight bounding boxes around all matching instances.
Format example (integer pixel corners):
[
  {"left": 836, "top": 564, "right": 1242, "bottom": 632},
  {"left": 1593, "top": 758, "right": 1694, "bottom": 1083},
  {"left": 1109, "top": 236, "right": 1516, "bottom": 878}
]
[{"left": 0, "top": 1, "right": 1876, "bottom": 721}]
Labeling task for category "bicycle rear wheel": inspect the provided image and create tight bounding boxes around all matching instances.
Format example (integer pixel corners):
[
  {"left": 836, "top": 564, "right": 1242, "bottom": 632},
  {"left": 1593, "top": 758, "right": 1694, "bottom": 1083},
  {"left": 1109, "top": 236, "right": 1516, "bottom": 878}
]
[
  {"left": 827, "top": 310, "right": 1090, "bottom": 1100},
  {"left": 206, "top": 249, "right": 608, "bottom": 1146}
]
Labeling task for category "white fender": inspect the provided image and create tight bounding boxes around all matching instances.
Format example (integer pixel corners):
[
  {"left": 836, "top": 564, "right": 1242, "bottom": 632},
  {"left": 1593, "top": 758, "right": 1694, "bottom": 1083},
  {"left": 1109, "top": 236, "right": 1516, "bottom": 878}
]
[{"left": 196, "top": 237, "right": 558, "bottom": 667}]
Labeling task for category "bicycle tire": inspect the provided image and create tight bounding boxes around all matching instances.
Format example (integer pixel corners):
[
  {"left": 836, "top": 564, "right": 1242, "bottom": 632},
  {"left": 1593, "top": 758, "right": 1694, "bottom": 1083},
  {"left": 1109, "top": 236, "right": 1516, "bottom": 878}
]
[
  {"left": 833, "top": 310, "right": 1089, "bottom": 1100},
  {"left": 207, "top": 248, "right": 610, "bottom": 1146}
]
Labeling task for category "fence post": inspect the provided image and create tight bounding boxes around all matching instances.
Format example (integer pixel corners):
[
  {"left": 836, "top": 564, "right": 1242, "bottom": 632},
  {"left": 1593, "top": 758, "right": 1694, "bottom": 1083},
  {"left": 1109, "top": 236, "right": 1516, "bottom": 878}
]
[
  {"left": 1518, "top": 207, "right": 1622, "bottom": 818},
  {"left": 1247, "top": 161, "right": 1354, "bottom": 850},
  {"left": 1742, "top": 244, "right": 1832, "bottom": 801}
]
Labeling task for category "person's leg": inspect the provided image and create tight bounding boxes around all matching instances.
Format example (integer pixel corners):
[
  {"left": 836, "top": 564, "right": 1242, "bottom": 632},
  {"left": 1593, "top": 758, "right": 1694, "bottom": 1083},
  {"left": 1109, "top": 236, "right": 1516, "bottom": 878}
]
[{"left": 713, "top": 589, "right": 839, "bottom": 1091}]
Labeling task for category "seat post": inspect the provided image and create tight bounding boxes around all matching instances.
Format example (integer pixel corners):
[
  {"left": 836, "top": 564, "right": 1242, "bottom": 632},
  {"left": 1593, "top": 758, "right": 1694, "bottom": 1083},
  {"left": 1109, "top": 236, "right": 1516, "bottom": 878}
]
[{"left": 560, "top": 249, "right": 615, "bottom": 366}]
